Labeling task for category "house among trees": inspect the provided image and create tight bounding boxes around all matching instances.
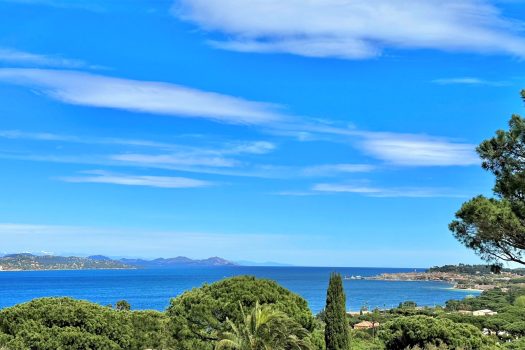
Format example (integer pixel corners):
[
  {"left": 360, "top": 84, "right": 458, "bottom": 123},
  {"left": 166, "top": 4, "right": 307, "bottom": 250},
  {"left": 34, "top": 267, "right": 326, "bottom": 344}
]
[
  {"left": 353, "top": 321, "right": 380, "bottom": 330},
  {"left": 473, "top": 309, "right": 498, "bottom": 316}
]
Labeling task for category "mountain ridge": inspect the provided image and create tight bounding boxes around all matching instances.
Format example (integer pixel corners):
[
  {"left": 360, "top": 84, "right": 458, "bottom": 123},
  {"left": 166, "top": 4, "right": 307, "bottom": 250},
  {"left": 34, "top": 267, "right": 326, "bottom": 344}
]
[
  {"left": 0, "top": 253, "right": 236, "bottom": 271},
  {"left": 120, "top": 256, "right": 235, "bottom": 267}
]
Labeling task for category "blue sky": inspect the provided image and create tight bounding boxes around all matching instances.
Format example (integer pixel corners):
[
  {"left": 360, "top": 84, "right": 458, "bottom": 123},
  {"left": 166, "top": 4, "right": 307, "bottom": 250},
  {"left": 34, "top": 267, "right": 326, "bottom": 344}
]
[{"left": 0, "top": 0, "right": 524, "bottom": 267}]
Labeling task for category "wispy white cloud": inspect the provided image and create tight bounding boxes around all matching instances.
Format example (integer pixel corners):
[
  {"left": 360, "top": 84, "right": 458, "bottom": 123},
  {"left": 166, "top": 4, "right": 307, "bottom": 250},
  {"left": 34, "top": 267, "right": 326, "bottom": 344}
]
[
  {"left": 0, "top": 124, "right": 478, "bottom": 172},
  {"left": 312, "top": 183, "right": 465, "bottom": 198},
  {"left": 0, "top": 130, "right": 277, "bottom": 156},
  {"left": 0, "top": 129, "right": 187, "bottom": 149},
  {"left": 111, "top": 153, "right": 238, "bottom": 168},
  {"left": 109, "top": 152, "right": 372, "bottom": 179},
  {"left": 60, "top": 170, "right": 213, "bottom": 188},
  {"left": 276, "top": 122, "right": 479, "bottom": 167},
  {"left": 432, "top": 77, "right": 507, "bottom": 86},
  {"left": 208, "top": 37, "right": 379, "bottom": 60},
  {"left": 0, "top": 130, "right": 478, "bottom": 177},
  {"left": 301, "top": 163, "right": 374, "bottom": 177},
  {"left": 0, "top": 129, "right": 77, "bottom": 141},
  {"left": 357, "top": 132, "right": 479, "bottom": 166},
  {"left": 262, "top": 120, "right": 479, "bottom": 167},
  {"left": 0, "top": 68, "right": 286, "bottom": 125},
  {"left": 0, "top": 128, "right": 284, "bottom": 174},
  {"left": 0, "top": 48, "right": 96, "bottom": 68},
  {"left": 174, "top": 0, "right": 525, "bottom": 59},
  {"left": 0, "top": 151, "right": 286, "bottom": 179},
  {"left": 0, "top": 68, "right": 480, "bottom": 169},
  {"left": 226, "top": 141, "right": 276, "bottom": 155}
]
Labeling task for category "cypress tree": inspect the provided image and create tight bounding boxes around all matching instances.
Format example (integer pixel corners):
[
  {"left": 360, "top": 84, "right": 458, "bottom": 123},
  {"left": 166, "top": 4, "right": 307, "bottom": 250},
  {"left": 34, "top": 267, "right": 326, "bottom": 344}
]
[{"left": 324, "top": 272, "right": 349, "bottom": 350}]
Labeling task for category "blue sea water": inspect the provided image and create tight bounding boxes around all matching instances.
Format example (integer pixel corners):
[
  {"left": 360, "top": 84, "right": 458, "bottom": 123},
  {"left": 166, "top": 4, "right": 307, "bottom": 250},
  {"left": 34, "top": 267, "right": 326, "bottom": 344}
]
[{"left": 0, "top": 267, "right": 479, "bottom": 314}]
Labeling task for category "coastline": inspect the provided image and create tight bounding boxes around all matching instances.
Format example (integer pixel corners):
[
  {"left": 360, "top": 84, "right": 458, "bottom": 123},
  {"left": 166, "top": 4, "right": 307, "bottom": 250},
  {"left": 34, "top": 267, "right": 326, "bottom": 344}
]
[{"left": 449, "top": 287, "right": 484, "bottom": 292}]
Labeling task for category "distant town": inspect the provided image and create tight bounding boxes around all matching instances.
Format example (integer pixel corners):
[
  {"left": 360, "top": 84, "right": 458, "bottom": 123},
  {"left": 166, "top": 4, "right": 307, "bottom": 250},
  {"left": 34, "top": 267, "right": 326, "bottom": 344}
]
[{"left": 365, "top": 264, "right": 525, "bottom": 291}]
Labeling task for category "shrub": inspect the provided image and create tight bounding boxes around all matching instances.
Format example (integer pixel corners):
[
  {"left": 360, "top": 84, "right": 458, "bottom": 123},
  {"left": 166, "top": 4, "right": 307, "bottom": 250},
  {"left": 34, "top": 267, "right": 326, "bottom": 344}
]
[
  {"left": 167, "top": 275, "right": 314, "bottom": 350},
  {"left": 379, "top": 315, "right": 495, "bottom": 350},
  {"left": 0, "top": 298, "right": 169, "bottom": 350}
]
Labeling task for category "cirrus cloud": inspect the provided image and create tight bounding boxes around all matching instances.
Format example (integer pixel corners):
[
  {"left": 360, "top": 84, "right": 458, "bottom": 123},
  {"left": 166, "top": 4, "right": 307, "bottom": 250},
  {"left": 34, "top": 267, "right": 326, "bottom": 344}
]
[
  {"left": 60, "top": 170, "right": 213, "bottom": 189},
  {"left": 0, "top": 48, "right": 95, "bottom": 68},
  {"left": 357, "top": 132, "right": 479, "bottom": 166},
  {"left": 174, "top": 0, "right": 525, "bottom": 59},
  {"left": 431, "top": 77, "right": 507, "bottom": 86},
  {"left": 312, "top": 183, "right": 465, "bottom": 198},
  {"left": 0, "top": 68, "right": 285, "bottom": 125}
]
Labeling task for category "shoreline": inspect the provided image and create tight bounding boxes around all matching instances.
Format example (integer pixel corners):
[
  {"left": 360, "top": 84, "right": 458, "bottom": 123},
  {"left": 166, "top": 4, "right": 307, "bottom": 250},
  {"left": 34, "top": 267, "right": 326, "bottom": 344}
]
[{"left": 449, "top": 287, "right": 484, "bottom": 292}]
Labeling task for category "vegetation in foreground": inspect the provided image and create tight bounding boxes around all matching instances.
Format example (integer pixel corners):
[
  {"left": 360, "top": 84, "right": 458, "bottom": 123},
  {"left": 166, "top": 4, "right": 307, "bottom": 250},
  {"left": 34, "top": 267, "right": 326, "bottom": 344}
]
[{"left": 324, "top": 273, "right": 349, "bottom": 350}]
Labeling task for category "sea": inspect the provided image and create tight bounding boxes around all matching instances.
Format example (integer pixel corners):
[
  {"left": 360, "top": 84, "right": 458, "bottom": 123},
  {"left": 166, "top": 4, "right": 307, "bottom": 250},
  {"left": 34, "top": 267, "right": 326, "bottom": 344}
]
[{"left": 0, "top": 266, "right": 480, "bottom": 314}]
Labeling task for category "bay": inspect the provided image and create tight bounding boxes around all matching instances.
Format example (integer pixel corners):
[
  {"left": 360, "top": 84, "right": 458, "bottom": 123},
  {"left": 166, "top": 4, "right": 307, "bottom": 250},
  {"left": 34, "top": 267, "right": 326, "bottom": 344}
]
[{"left": 0, "top": 266, "right": 479, "bottom": 313}]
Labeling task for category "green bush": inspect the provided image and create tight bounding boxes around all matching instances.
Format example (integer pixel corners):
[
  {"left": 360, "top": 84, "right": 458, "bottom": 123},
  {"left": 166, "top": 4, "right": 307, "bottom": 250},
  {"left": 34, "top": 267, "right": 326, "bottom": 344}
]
[
  {"left": 0, "top": 298, "right": 169, "bottom": 350},
  {"left": 504, "top": 337, "right": 525, "bottom": 349},
  {"left": 513, "top": 295, "right": 525, "bottom": 308},
  {"left": 379, "top": 315, "right": 495, "bottom": 350},
  {"left": 167, "top": 275, "right": 315, "bottom": 350}
]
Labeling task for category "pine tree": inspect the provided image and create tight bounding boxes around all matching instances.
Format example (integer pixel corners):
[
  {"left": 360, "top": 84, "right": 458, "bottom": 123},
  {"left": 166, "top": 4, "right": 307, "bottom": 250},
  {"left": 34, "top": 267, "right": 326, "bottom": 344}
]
[{"left": 324, "top": 272, "right": 349, "bottom": 350}]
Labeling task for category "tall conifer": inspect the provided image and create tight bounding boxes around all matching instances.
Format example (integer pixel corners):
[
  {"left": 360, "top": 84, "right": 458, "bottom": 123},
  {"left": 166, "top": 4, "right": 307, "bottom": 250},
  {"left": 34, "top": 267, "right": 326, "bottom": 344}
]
[{"left": 324, "top": 272, "right": 349, "bottom": 350}]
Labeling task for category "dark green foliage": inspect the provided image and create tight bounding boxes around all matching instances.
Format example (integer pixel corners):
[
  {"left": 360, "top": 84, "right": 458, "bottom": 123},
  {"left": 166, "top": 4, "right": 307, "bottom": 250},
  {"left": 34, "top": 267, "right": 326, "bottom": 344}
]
[
  {"left": 0, "top": 297, "right": 169, "bottom": 350},
  {"left": 450, "top": 92, "right": 525, "bottom": 265},
  {"left": 324, "top": 273, "right": 349, "bottom": 350},
  {"left": 116, "top": 300, "right": 131, "bottom": 311},
  {"left": 450, "top": 195, "right": 525, "bottom": 264},
  {"left": 445, "top": 287, "right": 525, "bottom": 313},
  {"left": 504, "top": 337, "right": 525, "bottom": 349},
  {"left": 427, "top": 264, "right": 514, "bottom": 275},
  {"left": 399, "top": 301, "right": 418, "bottom": 309},
  {"left": 348, "top": 330, "right": 385, "bottom": 350},
  {"left": 514, "top": 295, "right": 525, "bottom": 307},
  {"left": 379, "top": 315, "right": 493, "bottom": 350},
  {"left": 167, "top": 275, "right": 314, "bottom": 350},
  {"left": 215, "top": 302, "right": 313, "bottom": 350},
  {"left": 310, "top": 322, "right": 327, "bottom": 350},
  {"left": 130, "top": 310, "right": 170, "bottom": 349},
  {"left": 442, "top": 288, "right": 525, "bottom": 339}
]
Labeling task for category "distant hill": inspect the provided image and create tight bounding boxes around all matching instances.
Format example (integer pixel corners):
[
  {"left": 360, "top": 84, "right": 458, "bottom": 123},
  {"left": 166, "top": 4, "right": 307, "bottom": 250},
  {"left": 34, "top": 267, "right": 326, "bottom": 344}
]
[
  {"left": 0, "top": 254, "right": 131, "bottom": 271},
  {"left": 87, "top": 255, "right": 113, "bottom": 261},
  {"left": 120, "top": 256, "right": 236, "bottom": 268},
  {"left": 0, "top": 253, "right": 237, "bottom": 271}
]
